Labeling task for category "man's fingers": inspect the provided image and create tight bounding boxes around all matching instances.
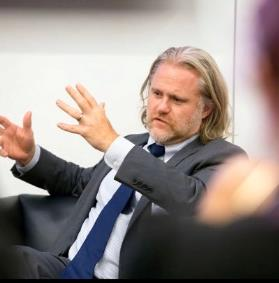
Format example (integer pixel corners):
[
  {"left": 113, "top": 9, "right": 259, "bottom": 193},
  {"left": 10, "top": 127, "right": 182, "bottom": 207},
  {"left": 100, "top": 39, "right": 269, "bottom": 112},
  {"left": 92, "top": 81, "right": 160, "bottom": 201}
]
[
  {"left": 23, "top": 111, "right": 32, "bottom": 130},
  {"left": 65, "top": 85, "right": 90, "bottom": 113},
  {"left": 57, "top": 123, "right": 82, "bottom": 135},
  {"left": 76, "top": 83, "right": 98, "bottom": 108},
  {"left": 56, "top": 100, "right": 82, "bottom": 121},
  {"left": 0, "top": 127, "right": 4, "bottom": 135},
  {"left": 0, "top": 116, "right": 11, "bottom": 129}
]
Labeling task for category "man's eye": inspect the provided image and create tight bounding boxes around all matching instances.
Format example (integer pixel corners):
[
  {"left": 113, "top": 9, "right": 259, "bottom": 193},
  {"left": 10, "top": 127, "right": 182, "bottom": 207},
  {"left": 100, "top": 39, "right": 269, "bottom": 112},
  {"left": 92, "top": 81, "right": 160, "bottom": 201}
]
[{"left": 173, "top": 97, "right": 182, "bottom": 103}]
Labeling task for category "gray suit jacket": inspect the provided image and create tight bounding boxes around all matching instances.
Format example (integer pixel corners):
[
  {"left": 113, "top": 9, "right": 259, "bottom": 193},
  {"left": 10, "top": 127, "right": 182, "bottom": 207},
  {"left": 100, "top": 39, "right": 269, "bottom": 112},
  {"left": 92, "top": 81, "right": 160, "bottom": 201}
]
[{"left": 12, "top": 133, "right": 246, "bottom": 276}]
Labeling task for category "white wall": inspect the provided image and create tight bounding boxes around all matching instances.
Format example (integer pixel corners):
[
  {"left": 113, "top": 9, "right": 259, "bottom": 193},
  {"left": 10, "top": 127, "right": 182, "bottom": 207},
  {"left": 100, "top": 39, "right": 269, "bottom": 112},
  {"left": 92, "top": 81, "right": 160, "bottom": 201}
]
[
  {"left": 234, "top": 0, "right": 271, "bottom": 158},
  {"left": 0, "top": 0, "right": 250, "bottom": 197}
]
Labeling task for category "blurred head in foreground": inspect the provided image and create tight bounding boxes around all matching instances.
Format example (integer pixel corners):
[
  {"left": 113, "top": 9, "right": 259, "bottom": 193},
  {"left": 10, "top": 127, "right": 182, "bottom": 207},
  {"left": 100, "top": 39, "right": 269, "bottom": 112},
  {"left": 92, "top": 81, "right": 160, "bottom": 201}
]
[{"left": 198, "top": 0, "right": 279, "bottom": 225}]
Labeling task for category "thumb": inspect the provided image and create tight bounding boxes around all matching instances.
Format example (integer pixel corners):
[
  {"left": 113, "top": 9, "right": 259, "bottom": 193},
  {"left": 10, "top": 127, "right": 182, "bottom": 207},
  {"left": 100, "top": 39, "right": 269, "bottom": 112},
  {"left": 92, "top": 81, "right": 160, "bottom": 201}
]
[{"left": 23, "top": 111, "right": 32, "bottom": 130}]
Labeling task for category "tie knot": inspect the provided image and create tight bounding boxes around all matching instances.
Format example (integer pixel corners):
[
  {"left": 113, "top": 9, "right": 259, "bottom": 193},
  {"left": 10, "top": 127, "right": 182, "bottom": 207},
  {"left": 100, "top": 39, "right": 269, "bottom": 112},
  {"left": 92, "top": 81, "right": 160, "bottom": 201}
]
[{"left": 148, "top": 143, "right": 165, "bottom": 158}]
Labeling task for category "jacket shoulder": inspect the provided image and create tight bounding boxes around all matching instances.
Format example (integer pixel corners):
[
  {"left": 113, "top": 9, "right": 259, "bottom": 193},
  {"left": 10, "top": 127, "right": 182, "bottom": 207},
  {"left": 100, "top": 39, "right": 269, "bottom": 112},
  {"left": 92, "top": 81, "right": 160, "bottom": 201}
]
[
  {"left": 205, "top": 138, "right": 247, "bottom": 157},
  {"left": 124, "top": 133, "right": 149, "bottom": 145}
]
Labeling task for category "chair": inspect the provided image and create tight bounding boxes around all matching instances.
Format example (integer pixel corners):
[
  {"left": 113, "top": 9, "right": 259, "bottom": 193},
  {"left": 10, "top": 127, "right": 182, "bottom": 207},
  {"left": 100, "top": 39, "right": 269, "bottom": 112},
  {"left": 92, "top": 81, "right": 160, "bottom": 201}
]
[{"left": 0, "top": 194, "right": 77, "bottom": 251}]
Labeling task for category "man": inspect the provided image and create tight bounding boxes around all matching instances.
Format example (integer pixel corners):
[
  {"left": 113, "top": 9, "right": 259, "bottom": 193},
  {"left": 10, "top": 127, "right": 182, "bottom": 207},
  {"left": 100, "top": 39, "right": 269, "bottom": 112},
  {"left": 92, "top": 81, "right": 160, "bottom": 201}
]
[
  {"left": 121, "top": 1, "right": 279, "bottom": 279},
  {"left": 0, "top": 46, "right": 245, "bottom": 279}
]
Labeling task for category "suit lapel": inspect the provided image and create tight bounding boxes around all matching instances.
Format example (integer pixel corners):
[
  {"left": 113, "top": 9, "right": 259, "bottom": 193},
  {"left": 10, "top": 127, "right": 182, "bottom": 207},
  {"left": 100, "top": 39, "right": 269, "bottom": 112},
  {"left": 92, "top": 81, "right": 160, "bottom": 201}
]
[
  {"left": 65, "top": 161, "right": 111, "bottom": 239},
  {"left": 167, "top": 137, "right": 204, "bottom": 167},
  {"left": 80, "top": 161, "right": 111, "bottom": 204}
]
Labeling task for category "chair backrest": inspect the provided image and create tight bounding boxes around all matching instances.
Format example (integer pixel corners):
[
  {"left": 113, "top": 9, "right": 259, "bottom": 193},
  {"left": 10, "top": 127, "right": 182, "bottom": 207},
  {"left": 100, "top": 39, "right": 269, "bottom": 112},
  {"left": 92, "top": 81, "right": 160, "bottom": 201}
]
[
  {"left": 19, "top": 194, "right": 77, "bottom": 251},
  {"left": 0, "top": 194, "right": 77, "bottom": 252},
  {"left": 0, "top": 195, "right": 24, "bottom": 246}
]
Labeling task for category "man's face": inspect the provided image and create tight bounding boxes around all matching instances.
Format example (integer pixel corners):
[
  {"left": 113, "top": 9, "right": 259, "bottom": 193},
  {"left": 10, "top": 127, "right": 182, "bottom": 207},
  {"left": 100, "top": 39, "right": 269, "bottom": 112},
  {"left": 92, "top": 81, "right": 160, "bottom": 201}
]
[{"left": 146, "top": 62, "right": 211, "bottom": 145}]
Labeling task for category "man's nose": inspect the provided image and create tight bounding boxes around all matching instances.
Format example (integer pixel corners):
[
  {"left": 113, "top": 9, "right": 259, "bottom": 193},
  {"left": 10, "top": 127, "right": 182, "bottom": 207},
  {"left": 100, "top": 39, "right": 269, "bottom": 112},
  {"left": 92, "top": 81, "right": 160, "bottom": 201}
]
[{"left": 157, "top": 98, "right": 171, "bottom": 113}]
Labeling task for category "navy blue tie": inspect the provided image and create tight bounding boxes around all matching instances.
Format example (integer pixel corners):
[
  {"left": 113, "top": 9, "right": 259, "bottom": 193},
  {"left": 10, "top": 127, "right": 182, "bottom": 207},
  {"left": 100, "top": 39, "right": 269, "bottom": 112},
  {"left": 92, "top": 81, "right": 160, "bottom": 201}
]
[{"left": 61, "top": 143, "right": 165, "bottom": 279}]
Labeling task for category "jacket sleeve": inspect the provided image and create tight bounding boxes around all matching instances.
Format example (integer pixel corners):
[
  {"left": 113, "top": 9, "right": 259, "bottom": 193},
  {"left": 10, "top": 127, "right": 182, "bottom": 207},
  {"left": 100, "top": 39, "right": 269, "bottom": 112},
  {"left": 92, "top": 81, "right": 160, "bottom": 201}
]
[
  {"left": 115, "top": 140, "right": 247, "bottom": 215},
  {"left": 11, "top": 147, "right": 102, "bottom": 197}
]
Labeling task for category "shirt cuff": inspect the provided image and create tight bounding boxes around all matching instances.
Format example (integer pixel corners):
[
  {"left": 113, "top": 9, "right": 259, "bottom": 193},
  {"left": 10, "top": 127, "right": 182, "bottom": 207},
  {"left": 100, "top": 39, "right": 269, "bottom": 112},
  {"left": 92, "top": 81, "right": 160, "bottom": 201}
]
[
  {"left": 16, "top": 145, "right": 41, "bottom": 175},
  {"left": 104, "top": 136, "right": 135, "bottom": 171}
]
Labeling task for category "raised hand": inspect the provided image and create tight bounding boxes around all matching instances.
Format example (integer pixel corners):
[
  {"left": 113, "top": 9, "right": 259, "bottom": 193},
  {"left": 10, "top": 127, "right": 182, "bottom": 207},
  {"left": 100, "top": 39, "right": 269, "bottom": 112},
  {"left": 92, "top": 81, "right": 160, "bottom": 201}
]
[
  {"left": 0, "top": 112, "right": 35, "bottom": 166},
  {"left": 56, "top": 83, "right": 119, "bottom": 152}
]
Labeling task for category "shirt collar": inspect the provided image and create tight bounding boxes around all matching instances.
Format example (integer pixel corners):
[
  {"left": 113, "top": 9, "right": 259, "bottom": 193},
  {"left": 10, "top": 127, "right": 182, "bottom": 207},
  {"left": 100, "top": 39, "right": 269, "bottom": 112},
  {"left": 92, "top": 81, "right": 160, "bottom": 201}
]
[{"left": 146, "top": 135, "right": 199, "bottom": 162}]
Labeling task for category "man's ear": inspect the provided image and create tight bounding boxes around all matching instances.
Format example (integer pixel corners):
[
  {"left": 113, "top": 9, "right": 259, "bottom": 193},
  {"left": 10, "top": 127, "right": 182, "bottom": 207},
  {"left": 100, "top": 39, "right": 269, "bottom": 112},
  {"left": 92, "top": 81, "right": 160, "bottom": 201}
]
[{"left": 202, "top": 102, "right": 214, "bottom": 119}]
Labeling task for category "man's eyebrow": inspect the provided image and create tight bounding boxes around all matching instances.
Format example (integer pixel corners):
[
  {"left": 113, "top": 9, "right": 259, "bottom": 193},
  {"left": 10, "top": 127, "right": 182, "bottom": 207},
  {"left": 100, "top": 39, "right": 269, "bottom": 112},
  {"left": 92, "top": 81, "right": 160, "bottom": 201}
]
[{"left": 150, "top": 87, "right": 161, "bottom": 92}]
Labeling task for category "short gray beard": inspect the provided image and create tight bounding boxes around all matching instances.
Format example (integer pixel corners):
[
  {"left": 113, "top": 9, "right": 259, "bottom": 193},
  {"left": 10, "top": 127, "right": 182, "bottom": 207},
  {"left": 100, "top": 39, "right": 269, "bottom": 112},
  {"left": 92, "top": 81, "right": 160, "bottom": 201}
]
[{"left": 149, "top": 130, "right": 173, "bottom": 145}]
